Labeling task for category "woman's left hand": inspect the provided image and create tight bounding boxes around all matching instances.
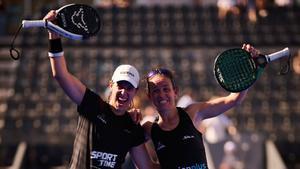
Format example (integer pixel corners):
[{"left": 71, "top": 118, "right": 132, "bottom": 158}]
[{"left": 128, "top": 108, "right": 142, "bottom": 124}]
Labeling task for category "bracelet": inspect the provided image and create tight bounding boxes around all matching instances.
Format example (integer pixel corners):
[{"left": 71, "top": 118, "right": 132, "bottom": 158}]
[
  {"left": 49, "top": 39, "right": 63, "bottom": 53},
  {"left": 48, "top": 51, "right": 64, "bottom": 58}
]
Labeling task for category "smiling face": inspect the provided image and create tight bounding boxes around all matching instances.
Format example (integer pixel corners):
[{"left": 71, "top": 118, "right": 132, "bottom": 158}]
[
  {"left": 147, "top": 74, "right": 178, "bottom": 114},
  {"left": 109, "top": 80, "right": 137, "bottom": 114}
]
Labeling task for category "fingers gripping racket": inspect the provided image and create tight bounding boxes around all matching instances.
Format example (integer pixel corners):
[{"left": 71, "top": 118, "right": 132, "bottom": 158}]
[
  {"left": 214, "top": 48, "right": 290, "bottom": 92},
  {"left": 22, "top": 4, "right": 101, "bottom": 40}
]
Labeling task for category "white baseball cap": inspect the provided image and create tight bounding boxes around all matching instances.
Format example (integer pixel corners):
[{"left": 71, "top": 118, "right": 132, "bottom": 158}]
[{"left": 112, "top": 64, "right": 140, "bottom": 88}]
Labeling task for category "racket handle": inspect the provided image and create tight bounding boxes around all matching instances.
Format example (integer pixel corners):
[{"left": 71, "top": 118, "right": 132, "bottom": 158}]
[
  {"left": 46, "top": 22, "right": 83, "bottom": 40},
  {"left": 22, "top": 20, "right": 46, "bottom": 28},
  {"left": 22, "top": 20, "right": 83, "bottom": 40},
  {"left": 266, "top": 47, "right": 290, "bottom": 62}
]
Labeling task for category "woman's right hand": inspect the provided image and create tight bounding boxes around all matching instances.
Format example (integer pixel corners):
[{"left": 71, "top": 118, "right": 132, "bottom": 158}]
[
  {"left": 43, "top": 10, "right": 60, "bottom": 39},
  {"left": 242, "top": 43, "right": 260, "bottom": 58}
]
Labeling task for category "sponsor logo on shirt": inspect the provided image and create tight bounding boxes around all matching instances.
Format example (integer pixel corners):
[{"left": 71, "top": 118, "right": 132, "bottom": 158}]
[
  {"left": 182, "top": 135, "right": 195, "bottom": 140},
  {"left": 97, "top": 114, "right": 107, "bottom": 124},
  {"left": 156, "top": 141, "right": 166, "bottom": 151},
  {"left": 123, "top": 129, "right": 132, "bottom": 134},
  {"left": 177, "top": 163, "right": 207, "bottom": 169},
  {"left": 91, "top": 151, "right": 118, "bottom": 168}
]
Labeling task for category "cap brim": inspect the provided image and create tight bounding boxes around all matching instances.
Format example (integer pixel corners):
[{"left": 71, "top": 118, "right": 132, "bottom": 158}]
[{"left": 114, "top": 77, "right": 138, "bottom": 88}]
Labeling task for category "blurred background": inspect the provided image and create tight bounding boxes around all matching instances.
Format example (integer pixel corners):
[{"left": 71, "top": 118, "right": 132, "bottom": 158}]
[{"left": 0, "top": 0, "right": 300, "bottom": 169}]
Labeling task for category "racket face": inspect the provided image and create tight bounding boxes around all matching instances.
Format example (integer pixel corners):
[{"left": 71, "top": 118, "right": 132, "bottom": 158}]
[
  {"left": 214, "top": 48, "right": 258, "bottom": 92},
  {"left": 56, "top": 4, "right": 101, "bottom": 38}
]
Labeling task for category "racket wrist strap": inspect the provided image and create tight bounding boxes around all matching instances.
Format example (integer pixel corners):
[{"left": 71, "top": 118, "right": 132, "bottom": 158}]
[{"left": 48, "top": 39, "right": 63, "bottom": 58}]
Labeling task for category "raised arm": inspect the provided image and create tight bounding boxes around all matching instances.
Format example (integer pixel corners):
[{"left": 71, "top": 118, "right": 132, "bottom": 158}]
[
  {"left": 45, "top": 10, "right": 86, "bottom": 105},
  {"left": 186, "top": 44, "right": 259, "bottom": 123},
  {"left": 186, "top": 90, "right": 248, "bottom": 122}
]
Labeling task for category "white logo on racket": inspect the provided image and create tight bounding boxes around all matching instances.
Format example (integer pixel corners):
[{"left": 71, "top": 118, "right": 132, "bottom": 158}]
[{"left": 71, "top": 8, "right": 89, "bottom": 33}]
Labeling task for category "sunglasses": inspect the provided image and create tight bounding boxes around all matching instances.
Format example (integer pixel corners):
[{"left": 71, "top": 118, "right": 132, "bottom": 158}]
[
  {"left": 147, "top": 68, "right": 173, "bottom": 79},
  {"left": 146, "top": 68, "right": 176, "bottom": 88}
]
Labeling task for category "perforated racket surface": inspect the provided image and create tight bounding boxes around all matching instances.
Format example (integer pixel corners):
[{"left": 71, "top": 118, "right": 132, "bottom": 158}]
[
  {"left": 10, "top": 4, "right": 102, "bottom": 60},
  {"left": 214, "top": 47, "right": 290, "bottom": 92},
  {"left": 56, "top": 4, "right": 101, "bottom": 38},
  {"left": 22, "top": 4, "right": 101, "bottom": 40},
  {"left": 214, "top": 48, "right": 258, "bottom": 92}
]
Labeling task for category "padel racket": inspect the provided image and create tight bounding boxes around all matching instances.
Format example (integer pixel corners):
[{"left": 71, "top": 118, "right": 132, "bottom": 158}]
[
  {"left": 22, "top": 4, "right": 101, "bottom": 40},
  {"left": 214, "top": 47, "right": 290, "bottom": 92}
]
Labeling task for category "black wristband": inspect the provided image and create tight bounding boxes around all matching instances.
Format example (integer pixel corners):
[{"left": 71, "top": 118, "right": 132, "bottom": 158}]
[{"left": 49, "top": 39, "right": 63, "bottom": 53}]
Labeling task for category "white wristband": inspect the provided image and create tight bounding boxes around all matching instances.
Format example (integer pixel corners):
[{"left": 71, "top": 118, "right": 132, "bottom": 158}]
[{"left": 48, "top": 51, "right": 64, "bottom": 58}]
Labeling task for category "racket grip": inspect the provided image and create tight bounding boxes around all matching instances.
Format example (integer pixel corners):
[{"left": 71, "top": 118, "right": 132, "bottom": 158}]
[
  {"left": 22, "top": 20, "right": 46, "bottom": 28},
  {"left": 266, "top": 47, "right": 290, "bottom": 62}
]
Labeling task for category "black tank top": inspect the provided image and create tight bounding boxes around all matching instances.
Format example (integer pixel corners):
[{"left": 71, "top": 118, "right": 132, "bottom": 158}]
[{"left": 151, "top": 107, "right": 208, "bottom": 169}]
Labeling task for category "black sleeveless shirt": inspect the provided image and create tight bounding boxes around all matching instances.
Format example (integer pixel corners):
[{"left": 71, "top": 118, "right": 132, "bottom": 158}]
[{"left": 151, "top": 107, "right": 208, "bottom": 169}]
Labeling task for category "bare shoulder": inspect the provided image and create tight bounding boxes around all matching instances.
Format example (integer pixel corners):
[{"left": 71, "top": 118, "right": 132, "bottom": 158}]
[{"left": 184, "top": 102, "right": 207, "bottom": 119}]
